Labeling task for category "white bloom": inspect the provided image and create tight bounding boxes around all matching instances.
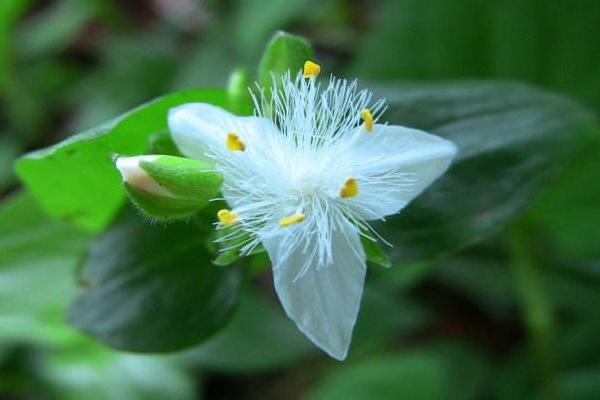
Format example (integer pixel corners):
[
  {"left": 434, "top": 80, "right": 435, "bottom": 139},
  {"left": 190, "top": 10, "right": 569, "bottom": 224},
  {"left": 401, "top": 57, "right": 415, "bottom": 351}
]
[{"left": 168, "top": 63, "right": 457, "bottom": 360}]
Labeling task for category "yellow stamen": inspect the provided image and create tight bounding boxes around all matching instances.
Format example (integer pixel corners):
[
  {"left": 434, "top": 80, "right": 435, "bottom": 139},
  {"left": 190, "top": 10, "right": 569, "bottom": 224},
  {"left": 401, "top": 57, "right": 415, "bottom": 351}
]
[
  {"left": 340, "top": 178, "right": 358, "bottom": 198},
  {"left": 226, "top": 132, "right": 245, "bottom": 151},
  {"left": 303, "top": 60, "right": 321, "bottom": 78},
  {"left": 279, "top": 212, "right": 305, "bottom": 227},
  {"left": 217, "top": 209, "right": 239, "bottom": 226},
  {"left": 361, "top": 109, "right": 374, "bottom": 132}
]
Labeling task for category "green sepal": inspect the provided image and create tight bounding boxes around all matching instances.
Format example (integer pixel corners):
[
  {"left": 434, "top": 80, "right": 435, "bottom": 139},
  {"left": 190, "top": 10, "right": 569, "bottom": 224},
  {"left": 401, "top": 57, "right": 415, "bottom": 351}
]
[
  {"left": 227, "top": 67, "right": 253, "bottom": 116},
  {"left": 258, "top": 31, "right": 314, "bottom": 89},
  {"left": 123, "top": 182, "right": 205, "bottom": 220},
  {"left": 362, "top": 237, "right": 392, "bottom": 268},
  {"left": 139, "top": 155, "right": 222, "bottom": 199},
  {"left": 120, "top": 155, "right": 223, "bottom": 221}
]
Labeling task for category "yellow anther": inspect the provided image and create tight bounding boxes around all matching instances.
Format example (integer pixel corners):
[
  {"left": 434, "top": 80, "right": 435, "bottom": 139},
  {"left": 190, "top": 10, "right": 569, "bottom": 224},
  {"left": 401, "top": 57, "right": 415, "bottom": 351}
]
[
  {"left": 303, "top": 60, "right": 321, "bottom": 78},
  {"left": 226, "top": 132, "right": 245, "bottom": 151},
  {"left": 361, "top": 109, "right": 374, "bottom": 132},
  {"left": 217, "top": 209, "right": 239, "bottom": 226},
  {"left": 279, "top": 212, "right": 305, "bottom": 227},
  {"left": 340, "top": 178, "right": 358, "bottom": 198}
]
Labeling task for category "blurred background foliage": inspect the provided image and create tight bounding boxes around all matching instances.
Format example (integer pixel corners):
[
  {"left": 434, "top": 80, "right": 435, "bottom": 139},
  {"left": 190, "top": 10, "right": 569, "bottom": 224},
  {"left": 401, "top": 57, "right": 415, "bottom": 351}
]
[{"left": 1, "top": 0, "right": 600, "bottom": 399}]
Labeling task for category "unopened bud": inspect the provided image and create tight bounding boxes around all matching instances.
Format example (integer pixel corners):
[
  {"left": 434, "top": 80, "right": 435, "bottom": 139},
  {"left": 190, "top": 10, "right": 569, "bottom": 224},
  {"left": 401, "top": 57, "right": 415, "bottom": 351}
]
[{"left": 115, "top": 155, "right": 223, "bottom": 220}]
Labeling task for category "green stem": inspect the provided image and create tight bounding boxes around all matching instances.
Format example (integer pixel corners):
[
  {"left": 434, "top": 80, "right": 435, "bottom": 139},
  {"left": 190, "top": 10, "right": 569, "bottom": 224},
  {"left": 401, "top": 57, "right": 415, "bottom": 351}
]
[{"left": 508, "top": 221, "right": 559, "bottom": 400}]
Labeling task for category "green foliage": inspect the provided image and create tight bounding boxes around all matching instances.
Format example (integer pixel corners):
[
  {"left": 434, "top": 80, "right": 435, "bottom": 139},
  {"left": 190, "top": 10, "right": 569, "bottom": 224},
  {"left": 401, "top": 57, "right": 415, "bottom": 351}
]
[
  {"left": 373, "top": 81, "right": 596, "bottom": 264},
  {"left": 44, "top": 342, "right": 195, "bottom": 400},
  {"left": 184, "top": 289, "right": 314, "bottom": 372},
  {"left": 0, "top": 193, "right": 195, "bottom": 399},
  {"left": 304, "top": 353, "right": 448, "bottom": 400},
  {"left": 350, "top": 0, "right": 600, "bottom": 109},
  {"left": 16, "top": 89, "right": 228, "bottom": 232},
  {"left": 69, "top": 209, "right": 242, "bottom": 352},
  {"left": 0, "top": 192, "right": 90, "bottom": 345},
  {"left": 2, "top": 1, "right": 600, "bottom": 398},
  {"left": 529, "top": 132, "right": 600, "bottom": 262}
]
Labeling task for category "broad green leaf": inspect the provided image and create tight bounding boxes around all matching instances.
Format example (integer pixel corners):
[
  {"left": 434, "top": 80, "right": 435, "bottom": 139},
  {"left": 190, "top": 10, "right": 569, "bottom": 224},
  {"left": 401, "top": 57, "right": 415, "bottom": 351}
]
[
  {"left": 68, "top": 209, "right": 242, "bottom": 352},
  {"left": 16, "top": 89, "right": 228, "bottom": 232},
  {"left": 303, "top": 353, "right": 448, "bottom": 400},
  {"left": 258, "top": 31, "right": 313, "bottom": 89},
  {"left": 0, "top": 192, "right": 91, "bottom": 346},
  {"left": 183, "top": 290, "right": 314, "bottom": 372},
  {"left": 371, "top": 81, "right": 596, "bottom": 264}
]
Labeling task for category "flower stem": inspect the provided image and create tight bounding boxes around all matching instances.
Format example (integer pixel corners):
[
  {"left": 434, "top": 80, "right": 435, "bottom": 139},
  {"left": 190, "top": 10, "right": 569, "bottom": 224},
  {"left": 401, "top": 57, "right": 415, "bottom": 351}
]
[{"left": 508, "top": 221, "right": 559, "bottom": 400}]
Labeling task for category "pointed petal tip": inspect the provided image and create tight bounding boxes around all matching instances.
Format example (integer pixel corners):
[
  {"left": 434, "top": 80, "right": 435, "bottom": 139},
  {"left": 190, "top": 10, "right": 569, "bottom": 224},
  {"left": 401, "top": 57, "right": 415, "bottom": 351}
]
[{"left": 322, "top": 342, "right": 350, "bottom": 361}]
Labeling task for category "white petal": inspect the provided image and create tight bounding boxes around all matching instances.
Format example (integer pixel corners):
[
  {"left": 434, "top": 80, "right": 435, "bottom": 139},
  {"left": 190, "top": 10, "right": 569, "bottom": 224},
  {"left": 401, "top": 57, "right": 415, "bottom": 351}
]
[
  {"left": 263, "top": 217, "right": 366, "bottom": 360},
  {"left": 168, "top": 103, "right": 281, "bottom": 160},
  {"left": 342, "top": 124, "right": 457, "bottom": 220},
  {"left": 115, "top": 155, "right": 173, "bottom": 197}
]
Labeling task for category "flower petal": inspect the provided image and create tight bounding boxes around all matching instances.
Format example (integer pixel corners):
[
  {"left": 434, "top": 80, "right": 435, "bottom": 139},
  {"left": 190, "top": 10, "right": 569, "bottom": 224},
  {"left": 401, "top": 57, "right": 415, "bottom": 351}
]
[
  {"left": 342, "top": 124, "right": 457, "bottom": 220},
  {"left": 263, "top": 217, "right": 366, "bottom": 360},
  {"left": 168, "top": 103, "right": 281, "bottom": 160}
]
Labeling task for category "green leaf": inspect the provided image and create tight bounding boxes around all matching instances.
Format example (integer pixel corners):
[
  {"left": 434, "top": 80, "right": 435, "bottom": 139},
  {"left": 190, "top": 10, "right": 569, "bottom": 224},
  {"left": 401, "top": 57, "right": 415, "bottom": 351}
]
[
  {"left": 16, "top": 89, "right": 228, "bottom": 232},
  {"left": 370, "top": 81, "right": 597, "bottom": 264},
  {"left": 68, "top": 209, "right": 242, "bottom": 353},
  {"left": 303, "top": 353, "right": 448, "bottom": 400},
  {"left": 258, "top": 31, "right": 313, "bottom": 89}
]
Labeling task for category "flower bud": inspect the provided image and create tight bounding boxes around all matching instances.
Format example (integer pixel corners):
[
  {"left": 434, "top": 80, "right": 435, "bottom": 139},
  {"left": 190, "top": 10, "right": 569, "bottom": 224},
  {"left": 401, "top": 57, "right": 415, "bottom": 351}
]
[{"left": 115, "top": 155, "right": 223, "bottom": 220}]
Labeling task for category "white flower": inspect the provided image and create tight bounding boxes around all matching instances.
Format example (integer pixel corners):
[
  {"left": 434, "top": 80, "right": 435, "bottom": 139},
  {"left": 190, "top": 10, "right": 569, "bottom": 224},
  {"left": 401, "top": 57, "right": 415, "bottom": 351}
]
[{"left": 168, "top": 62, "right": 457, "bottom": 360}]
